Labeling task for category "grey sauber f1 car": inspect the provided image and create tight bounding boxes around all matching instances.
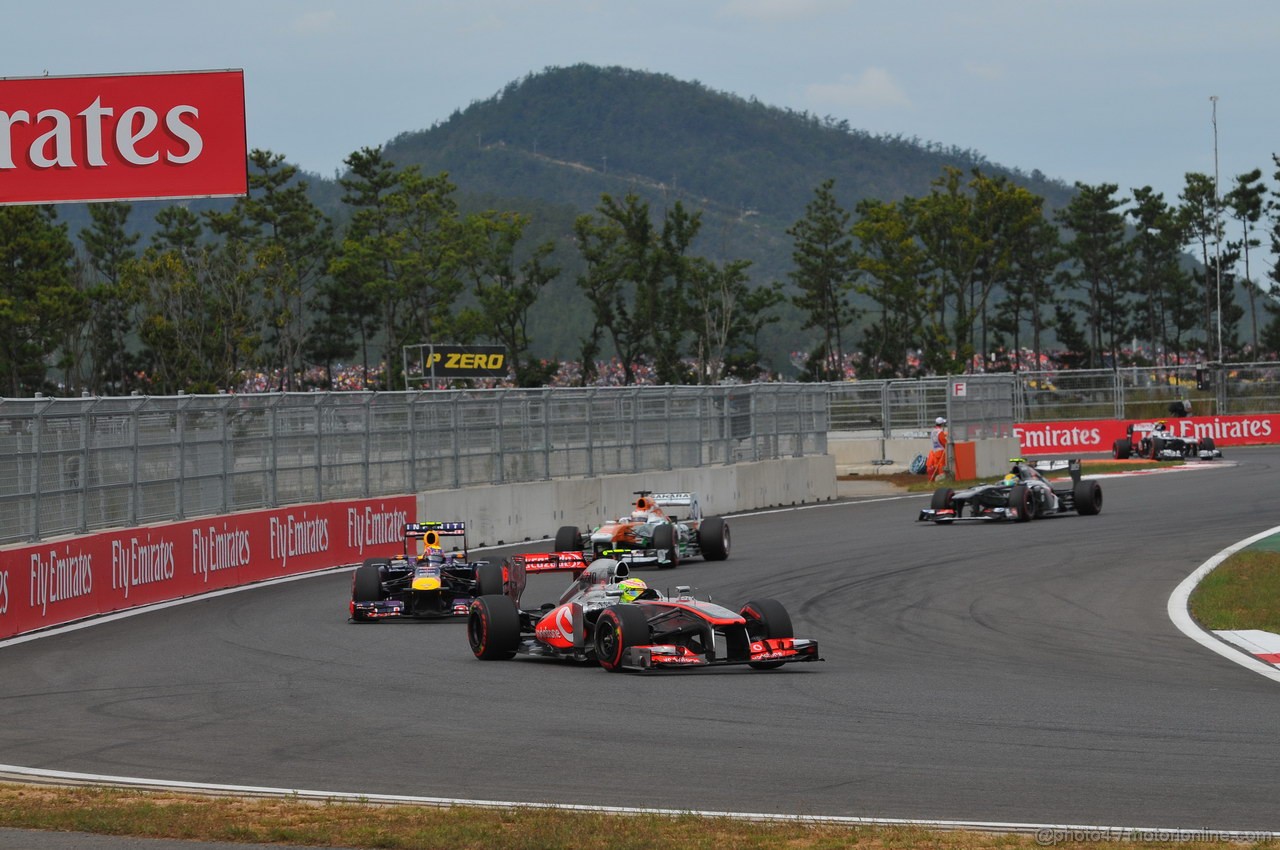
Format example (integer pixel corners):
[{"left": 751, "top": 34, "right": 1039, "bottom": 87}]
[
  {"left": 917, "top": 458, "right": 1103, "bottom": 524},
  {"left": 554, "top": 491, "right": 729, "bottom": 569},
  {"left": 467, "top": 552, "right": 820, "bottom": 672},
  {"left": 349, "top": 521, "right": 505, "bottom": 621}
]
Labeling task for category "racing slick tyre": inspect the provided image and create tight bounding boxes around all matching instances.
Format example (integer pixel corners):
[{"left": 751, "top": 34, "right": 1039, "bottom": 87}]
[
  {"left": 698, "top": 516, "right": 730, "bottom": 561},
  {"left": 653, "top": 524, "right": 680, "bottom": 569},
  {"left": 1073, "top": 479, "right": 1103, "bottom": 515},
  {"left": 1112, "top": 438, "right": 1132, "bottom": 459},
  {"left": 595, "top": 605, "right": 651, "bottom": 672},
  {"left": 1149, "top": 436, "right": 1162, "bottom": 459},
  {"left": 350, "top": 560, "right": 385, "bottom": 622},
  {"left": 930, "top": 488, "right": 955, "bottom": 511},
  {"left": 554, "top": 525, "right": 581, "bottom": 553},
  {"left": 475, "top": 561, "right": 505, "bottom": 597},
  {"left": 468, "top": 595, "right": 520, "bottom": 660},
  {"left": 741, "top": 598, "right": 794, "bottom": 670},
  {"left": 1201, "top": 437, "right": 1216, "bottom": 454},
  {"left": 1009, "top": 484, "right": 1034, "bottom": 522}
]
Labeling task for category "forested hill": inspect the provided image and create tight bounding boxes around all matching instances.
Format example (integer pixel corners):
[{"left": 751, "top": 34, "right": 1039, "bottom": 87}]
[
  {"left": 365, "top": 64, "right": 1082, "bottom": 364},
  {"left": 49, "top": 64, "right": 1085, "bottom": 372},
  {"left": 381, "top": 63, "right": 1076, "bottom": 277}
]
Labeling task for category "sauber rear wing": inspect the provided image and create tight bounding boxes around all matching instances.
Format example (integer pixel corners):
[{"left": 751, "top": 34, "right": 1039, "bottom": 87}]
[{"left": 1029, "top": 458, "right": 1083, "bottom": 483}]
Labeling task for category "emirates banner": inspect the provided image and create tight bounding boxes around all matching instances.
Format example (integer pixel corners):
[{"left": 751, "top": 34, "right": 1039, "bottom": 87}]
[
  {"left": 0, "top": 495, "right": 414, "bottom": 640},
  {"left": 0, "top": 69, "right": 247, "bottom": 205},
  {"left": 1013, "top": 414, "right": 1278, "bottom": 456}
]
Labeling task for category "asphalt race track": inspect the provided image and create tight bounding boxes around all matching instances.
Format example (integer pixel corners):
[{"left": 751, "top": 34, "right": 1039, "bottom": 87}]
[{"left": 2, "top": 448, "right": 1279, "bottom": 833}]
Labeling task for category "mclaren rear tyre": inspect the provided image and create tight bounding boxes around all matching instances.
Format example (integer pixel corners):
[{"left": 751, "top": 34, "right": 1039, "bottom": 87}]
[
  {"left": 1112, "top": 438, "right": 1132, "bottom": 459},
  {"left": 468, "top": 595, "right": 521, "bottom": 660},
  {"left": 595, "top": 605, "right": 650, "bottom": 672},
  {"left": 698, "top": 516, "right": 730, "bottom": 561},
  {"left": 1009, "top": 484, "right": 1033, "bottom": 522},
  {"left": 350, "top": 560, "right": 385, "bottom": 623},
  {"left": 475, "top": 561, "right": 505, "bottom": 597},
  {"left": 554, "top": 525, "right": 581, "bottom": 553},
  {"left": 741, "top": 598, "right": 794, "bottom": 670},
  {"left": 653, "top": 524, "right": 680, "bottom": 569},
  {"left": 1073, "top": 479, "right": 1103, "bottom": 515}
]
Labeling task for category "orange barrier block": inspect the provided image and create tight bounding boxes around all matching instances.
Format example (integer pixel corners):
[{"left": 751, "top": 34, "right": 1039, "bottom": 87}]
[{"left": 953, "top": 441, "right": 977, "bottom": 481}]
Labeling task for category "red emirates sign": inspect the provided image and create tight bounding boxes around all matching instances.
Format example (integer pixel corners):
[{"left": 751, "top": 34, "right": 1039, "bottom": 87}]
[{"left": 0, "top": 69, "right": 247, "bottom": 205}]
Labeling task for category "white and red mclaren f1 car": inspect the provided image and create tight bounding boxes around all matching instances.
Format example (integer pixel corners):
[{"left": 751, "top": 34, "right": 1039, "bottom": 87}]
[{"left": 467, "top": 551, "right": 821, "bottom": 672}]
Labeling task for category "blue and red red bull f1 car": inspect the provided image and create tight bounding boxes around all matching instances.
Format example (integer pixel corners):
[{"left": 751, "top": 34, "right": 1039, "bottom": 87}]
[{"left": 349, "top": 521, "right": 505, "bottom": 621}]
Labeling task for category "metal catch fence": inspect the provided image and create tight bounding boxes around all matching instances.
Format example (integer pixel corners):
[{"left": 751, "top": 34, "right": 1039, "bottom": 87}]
[
  {"left": 827, "top": 362, "right": 1280, "bottom": 436},
  {"left": 0, "top": 384, "right": 828, "bottom": 545}
]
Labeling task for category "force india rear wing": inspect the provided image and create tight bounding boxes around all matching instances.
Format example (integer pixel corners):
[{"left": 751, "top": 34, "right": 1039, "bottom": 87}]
[{"left": 649, "top": 492, "right": 701, "bottom": 521}]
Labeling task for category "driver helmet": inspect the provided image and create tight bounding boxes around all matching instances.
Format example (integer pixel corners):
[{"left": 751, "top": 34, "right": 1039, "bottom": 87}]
[
  {"left": 618, "top": 577, "right": 648, "bottom": 603},
  {"left": 1002, "top": 473, "right": 1018, "bottom": 486},
  {"left": 1154, "top": 420, "right": 1167, "bottom": 430}
]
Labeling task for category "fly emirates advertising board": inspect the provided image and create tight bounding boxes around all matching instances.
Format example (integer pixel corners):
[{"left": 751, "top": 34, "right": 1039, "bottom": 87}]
[{"left": 1, "top": 69, "right": 247, "bottom": 204}]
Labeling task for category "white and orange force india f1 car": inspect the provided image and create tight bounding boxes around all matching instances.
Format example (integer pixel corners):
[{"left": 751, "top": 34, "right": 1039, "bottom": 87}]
[
  {"left": 554, "top": 491, "right": 729, "bottom": 569},
  {"left": 467, "top": 552, "right": 820, "bottom": 672}
]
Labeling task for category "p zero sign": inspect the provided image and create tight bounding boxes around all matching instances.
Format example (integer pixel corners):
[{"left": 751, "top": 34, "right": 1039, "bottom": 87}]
[{"left": 0, "top": 69, "right": 247, "bottom": 205}]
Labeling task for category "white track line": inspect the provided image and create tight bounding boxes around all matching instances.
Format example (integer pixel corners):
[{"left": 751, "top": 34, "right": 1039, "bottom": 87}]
[
  {"left": 1167, "top": 524, "right": 1280, "bottom": 684},
  {"left": 0, "top": 765, "right": 1275, "bottom": 841}
]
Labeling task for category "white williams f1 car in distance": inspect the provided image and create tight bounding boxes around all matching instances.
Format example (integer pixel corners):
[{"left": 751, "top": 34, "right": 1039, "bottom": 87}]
[{"left": 918, "top": 458, "right": 1102, "bottom": 524}]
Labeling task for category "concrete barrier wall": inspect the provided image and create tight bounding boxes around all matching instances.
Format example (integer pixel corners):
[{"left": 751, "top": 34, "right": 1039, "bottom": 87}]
[
  {"left": 829, "top": 435, "right": 1022, "bottom": 479},
  {"left": 973, "top": 438, "right": 1023, "bottom": 477},
  {"left": 421, "top": 455, "right": 838, "bottom": 547}
]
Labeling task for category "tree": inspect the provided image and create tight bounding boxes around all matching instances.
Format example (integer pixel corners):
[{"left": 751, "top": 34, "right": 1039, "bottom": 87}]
[
  {"left": 0, "top": 205, "right": 83, "bottom": 395},
  {"left": 992, "top": 202, "right": 1063, "bottom": 372},
  {"left": 1180, "top": 172, "right": 1227, "bottom": 358},
  {"left": 1127, "top": 187, "right": 1193, "bottom": 364},
  {"left": 388, "top": 167, "right": 467, "bottom": 385},
  {"left": 910, "top": 168, "right": 990, "bottom": 374},
  {"left": 787, "top": 179, "right": 858, "bottom": 381},
  {"left": 79, "top": 201, "right": 140, "bottom": 393},
  {"left": 574, "top": 193, "right": 682, "bottom": 385},
  {"left": 1055, "top": 182, "right": 1132, "bottom": 368},
  {"left": 685, "top": 256, "right": 778, "bottom": 384},
  {"left": 328, "top": 147, "right": 403, "bottom": 387},
  {"left": 457, "top": 210, "right": 559, "bottom": 387},
  {"left": 1224, "top": 168, "right": 1268, "bottom": 353},
  {"left": 205, "top": 150, "right": 333, "bottom": 390},
  {"left": 851, "top": 197, "right": 930, "bottom": 377}
]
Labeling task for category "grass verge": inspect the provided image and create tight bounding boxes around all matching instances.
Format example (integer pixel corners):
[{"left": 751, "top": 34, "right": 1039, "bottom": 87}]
[
  {"left": 0, "top": 784, "right": 1272, "bottom": 849},
  {"left": 1189, "top": 549, "right": 1280, "bottom": 632}
]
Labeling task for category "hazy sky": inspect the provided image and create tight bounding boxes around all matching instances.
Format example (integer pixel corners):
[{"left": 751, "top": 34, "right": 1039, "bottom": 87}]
[{"left": 4, "top": 0, "right": 1277, "bottom": 206}]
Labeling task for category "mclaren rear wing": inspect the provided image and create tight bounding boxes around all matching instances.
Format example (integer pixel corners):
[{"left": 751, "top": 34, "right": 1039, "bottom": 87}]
[{"left": 502, "top": 551, "right": 590, "bottom": 606}]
